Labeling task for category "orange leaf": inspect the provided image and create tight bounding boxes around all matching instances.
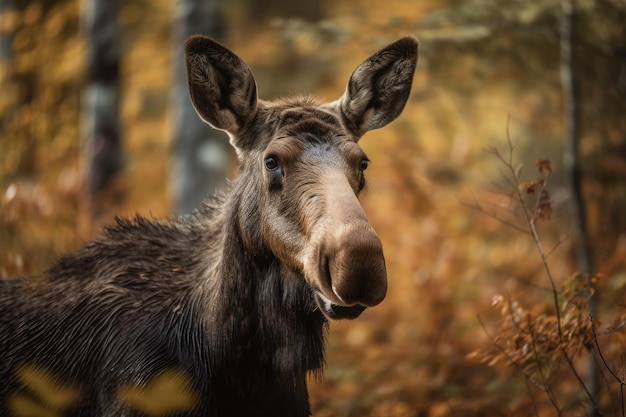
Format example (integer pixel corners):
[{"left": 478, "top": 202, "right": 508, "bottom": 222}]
[{"left": 534, "top": 159, "right": 553, "bottom": 174}]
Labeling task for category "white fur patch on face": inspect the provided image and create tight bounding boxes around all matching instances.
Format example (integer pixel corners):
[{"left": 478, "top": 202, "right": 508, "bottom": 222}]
[{"left": 316, "top": 291, "right": 335, "bottom": 314}]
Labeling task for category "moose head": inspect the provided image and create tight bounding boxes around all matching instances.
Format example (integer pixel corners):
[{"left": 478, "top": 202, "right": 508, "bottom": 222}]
[{"left": 185, "top": 36, "right": 418, "bottom": 320}]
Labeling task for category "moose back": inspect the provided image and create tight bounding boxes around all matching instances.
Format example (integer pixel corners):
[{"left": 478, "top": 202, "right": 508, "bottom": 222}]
[{"left": 0, "top": 35, "right": 418, "bottom": 416}]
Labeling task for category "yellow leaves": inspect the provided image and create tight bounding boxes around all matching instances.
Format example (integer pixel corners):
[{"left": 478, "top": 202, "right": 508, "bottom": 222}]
[
  {"left": 7, "top": 365, "right": 198, "bottom": 416},
  {"left": 14, "top": 365, "right": 81, "bottom": 409},
  {"left": 8, "top": 395, "right": 62, "bottom": 417},
  {"left": 117, "top": 368, "right": 199, "bottom": 417},
  {"left": 23, "top": 3, "right": 44, "bottom": 26},
  {"left": 0, "top": 2, "right": 42, "bottom": 36},
  {"left": 8, "top": 364, "right": 82, "bottom": 417},
  {"left": 0, "top": 10, "right": 21, "bottom": 33},
  {"left": 369, "top": 399, "right": 415, "bottom": 417}
]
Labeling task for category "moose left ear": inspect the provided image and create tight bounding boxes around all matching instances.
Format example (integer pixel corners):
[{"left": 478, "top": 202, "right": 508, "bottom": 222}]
[
  {"left": 337, "top": 36, "right": 418, "bottom": 137},
  {"left": 184, "top": 35, "right": 258, "bottom": 144}
]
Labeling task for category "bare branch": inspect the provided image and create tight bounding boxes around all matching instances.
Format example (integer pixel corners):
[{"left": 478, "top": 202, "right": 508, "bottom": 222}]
[
  {"left": 524, "top": 376, "right": 541, "bottom": 417},
  {"left": 545, "top": 235, "right": 570, "bottom": 258},
  {"left": 559, "top": 342, "right": 602, "bottom": 416},
  {"left": 496, "top": 136, "right": 564, "bottom": 340},
  {"left": 591, "top": 316, "right": 624, "bottom": 384},
  {"left": 462, "top": 197, "right": 531, "bottom": 235},
  {"left": 527, "top": 315, "right": 563, "bottom": 416},
  {"left": 591, "top": 314, "right": 626, "bottom": 416}
]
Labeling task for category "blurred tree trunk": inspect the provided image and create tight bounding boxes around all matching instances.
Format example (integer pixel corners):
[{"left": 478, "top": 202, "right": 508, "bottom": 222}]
[
  {"left": 559, "top": 0, "right": 598, "bottom": 413},
  {"left": 171, "top": 0, "right": 231, "bottom": 215},
  {"left": 560, "top": 0, "right": 594, "bottom": 308},
  {"left": 83, "top": 0, "right": 122, "bottom": 211}
]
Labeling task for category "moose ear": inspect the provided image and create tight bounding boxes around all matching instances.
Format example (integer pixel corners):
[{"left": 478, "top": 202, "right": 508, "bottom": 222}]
[
  {"left": 338, "top": 36, "right": 418, "bottom": 137},
  {"left": 184, "top": 35, "right": 258, "bottom": 141}
]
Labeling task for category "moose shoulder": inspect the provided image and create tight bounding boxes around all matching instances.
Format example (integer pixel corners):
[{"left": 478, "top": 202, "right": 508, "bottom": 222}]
[{"left": 0, "top": 35, "right": 418, "bottom": 417}]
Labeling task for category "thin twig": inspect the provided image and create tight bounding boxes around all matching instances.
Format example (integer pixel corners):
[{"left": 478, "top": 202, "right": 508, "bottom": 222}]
[
  {"left": 591, "top": 316, "right": 626, "bottom": 416},
  {"left": 622, "top": 355, "right": 626, "bottom": 417},
  {"left": 529, "top": 203, "right": 563, "bottom": 339},
  {"left": 545, "top": 235, "right": 570, "bottom": 258},
  {"left": 524, "top": 374, "right": 541, "bottom": 417},
  {"left": 527, "top": 315, "right": 563, "bottom": 416},
  {"left": 463, "top": 197, "right": 531, "bottom": 235},
  {"left": 501, "top": 144, "right": 563, "bottom": 340},
  {"left": 559, "top": 343, "right": 602, "bottom": 415},
  {"left": 591, "top": 316, "right": 623, "bottom": 384}
]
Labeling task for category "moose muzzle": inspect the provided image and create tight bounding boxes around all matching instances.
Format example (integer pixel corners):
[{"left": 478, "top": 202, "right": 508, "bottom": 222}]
[{"left": 305, "top": 173, "right": 387, "bottom": 319}]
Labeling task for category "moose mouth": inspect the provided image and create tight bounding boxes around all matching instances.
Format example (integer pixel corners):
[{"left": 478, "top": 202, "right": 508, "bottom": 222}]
[{"left": 314, "top": 292, "right": 366, "bottom": 320}]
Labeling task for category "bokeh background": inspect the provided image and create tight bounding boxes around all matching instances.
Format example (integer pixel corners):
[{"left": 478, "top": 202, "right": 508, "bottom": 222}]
[{"left": 1, "top": 0, "right": 625, "bottom": 416}]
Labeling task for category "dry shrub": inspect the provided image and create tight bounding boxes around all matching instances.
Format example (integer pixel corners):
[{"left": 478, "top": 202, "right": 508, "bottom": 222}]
[{"left": 468, "top": 138, "right": 626, "bottom": 416}]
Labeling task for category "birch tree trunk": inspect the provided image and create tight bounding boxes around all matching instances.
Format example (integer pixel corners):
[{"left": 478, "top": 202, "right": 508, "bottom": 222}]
[{"left": 171, "top": 0, "right": 230, "bottom": 214}]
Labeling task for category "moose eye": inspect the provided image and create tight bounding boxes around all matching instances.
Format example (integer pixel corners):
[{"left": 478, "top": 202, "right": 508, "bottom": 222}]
[
  {"left": 359, "top": 158, "right": 369, "bottom": 171},
  {"left": 264, "top": 157, "right": 279, "bottom": 171}
]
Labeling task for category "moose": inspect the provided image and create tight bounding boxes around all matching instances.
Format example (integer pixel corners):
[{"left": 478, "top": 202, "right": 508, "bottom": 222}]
[{"left": 0, "top": 35, "right": 418, "bottom": 416}]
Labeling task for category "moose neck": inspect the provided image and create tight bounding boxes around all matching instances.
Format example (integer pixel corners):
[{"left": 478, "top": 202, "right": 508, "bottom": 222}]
[{"left": 200, "top": 174, "right": 328, "bottom": 377}]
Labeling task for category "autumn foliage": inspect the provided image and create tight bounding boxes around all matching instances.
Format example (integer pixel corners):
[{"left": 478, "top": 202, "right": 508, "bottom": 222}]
[{"left": 1, "top": 0, "right": 626, "bottom": 416}]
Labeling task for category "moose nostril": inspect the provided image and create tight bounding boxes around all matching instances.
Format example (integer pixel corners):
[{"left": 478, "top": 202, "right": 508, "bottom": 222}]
[
  {"left": 321, "top": 254, "right": 346, "bottom": 303},
  {"left": 321, "top": 228, "right": 387, "bottom": 307}
]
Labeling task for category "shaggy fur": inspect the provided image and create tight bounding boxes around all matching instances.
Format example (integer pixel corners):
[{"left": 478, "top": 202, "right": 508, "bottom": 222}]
[{"left": 0, "top": 36, "right": 418, "bottom": 416}]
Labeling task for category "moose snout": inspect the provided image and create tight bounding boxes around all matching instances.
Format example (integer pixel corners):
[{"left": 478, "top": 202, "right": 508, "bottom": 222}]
[{"left": 322, "top": 224, "right": 387, "bottom": 307}]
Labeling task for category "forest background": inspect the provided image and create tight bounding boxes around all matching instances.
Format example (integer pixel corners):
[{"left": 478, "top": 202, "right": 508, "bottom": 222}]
[{"left": 1, "top": 0, "right": 625, "bottom": 416}]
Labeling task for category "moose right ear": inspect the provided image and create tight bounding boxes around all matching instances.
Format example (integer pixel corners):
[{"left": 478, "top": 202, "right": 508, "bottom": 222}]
[
  {"left": 337, "top": 36, "right": 418, "bottom": 137},
  {"left": 184, "top": 36, "right": 258, "bottom": 142}
]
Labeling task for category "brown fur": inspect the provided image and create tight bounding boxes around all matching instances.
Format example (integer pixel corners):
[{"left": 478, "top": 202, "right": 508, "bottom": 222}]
[{"left": 0, "top": 36, "right": 418, "bottom": 416}]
